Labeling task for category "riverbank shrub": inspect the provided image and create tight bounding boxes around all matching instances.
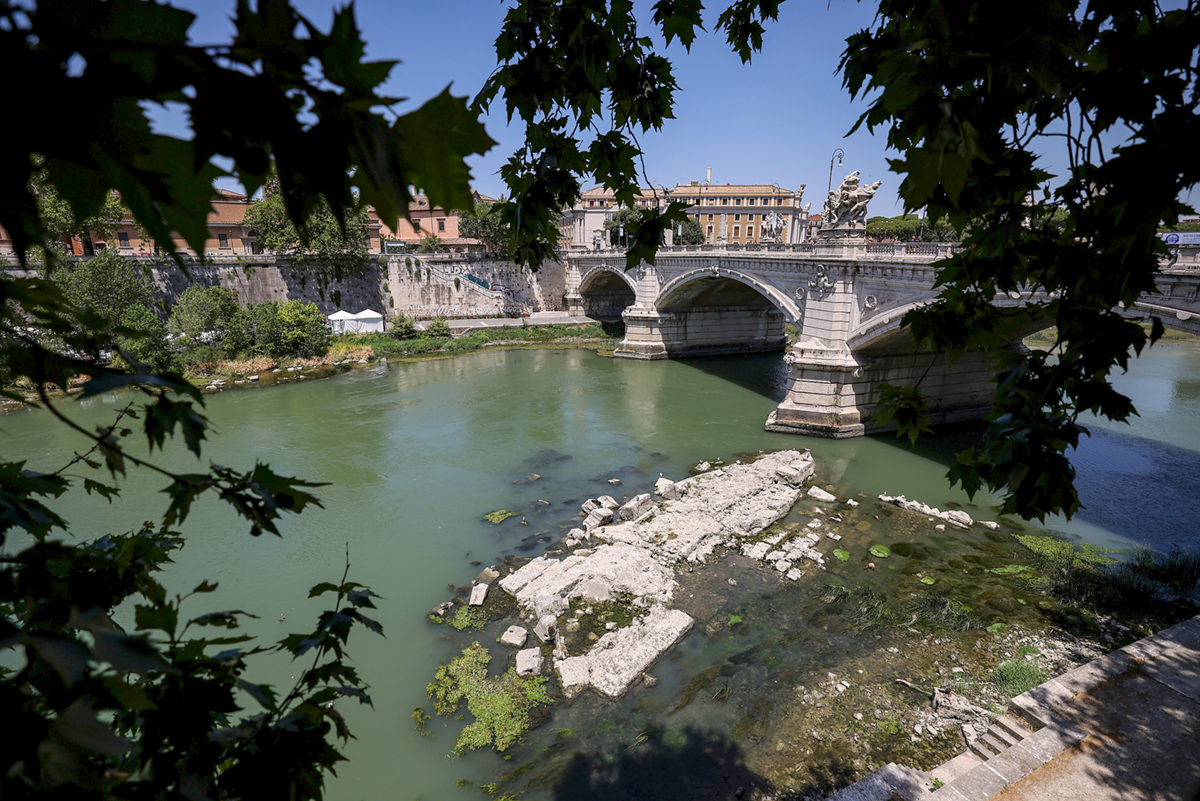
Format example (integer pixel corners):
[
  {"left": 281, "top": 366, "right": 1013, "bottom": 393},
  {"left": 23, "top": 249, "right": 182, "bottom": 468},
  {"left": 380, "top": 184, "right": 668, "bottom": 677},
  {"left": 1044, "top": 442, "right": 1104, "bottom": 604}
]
[
  {"left": 223, "top": 300, "right": 329, "bottom": 359},
  {"left": 426, "top": 643, "right": 551, "bottom": 755},
  {"left": 425, "top": 316, "right": 452, "bottom": 337},
  {"left": 168, "top": 285, "right": 239, "bottom": 341}
]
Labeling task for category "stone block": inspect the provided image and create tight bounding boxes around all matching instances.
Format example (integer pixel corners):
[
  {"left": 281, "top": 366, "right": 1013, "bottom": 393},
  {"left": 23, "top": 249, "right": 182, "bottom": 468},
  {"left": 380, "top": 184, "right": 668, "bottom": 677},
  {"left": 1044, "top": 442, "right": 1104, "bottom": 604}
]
[
  {"left": 1056, "top": 650, "right": 1133, "bottom": 695},
  {"left": 597, "top": 495, "right": 619, "bottom": 510},
  {"left": 500, "top": 626, "right": 528, "bottom": 647},
  {"left": 582, "top": 508, "right": 614, "bottom": 532},
  {"left": 468, "top": 583, "right": 489, "bottom": 607},
  {"left": 654, "top": 477, "right": 679, "bottom": 499},
  {"left": 581, "top": 499, "right": 600, "bottom": 515},
  {"left": 807, "top": 485, "right": 838, "bottom": 502},
  {"left": 946, "top": 764, "right": 1008, "bottom": 801},
  {"left": 516, "top": 647, "right": 544, "bottom": 676},
  {"left": 619, "top": 493, "right": 654, "bottom": 521}
]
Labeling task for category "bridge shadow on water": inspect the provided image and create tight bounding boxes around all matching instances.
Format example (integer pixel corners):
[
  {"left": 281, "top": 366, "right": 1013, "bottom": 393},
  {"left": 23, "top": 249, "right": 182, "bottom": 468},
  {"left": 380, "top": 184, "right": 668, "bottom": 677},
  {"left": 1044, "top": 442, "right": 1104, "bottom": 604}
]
[
  {"left": 535, "top": 725, "right": 769, "bottom": 801},
  {"left": 875, "top": 419, "right": 1200, "bottom": 553},
  {"left": 668, "top": 352, "right": 790, "bottom": 403}
]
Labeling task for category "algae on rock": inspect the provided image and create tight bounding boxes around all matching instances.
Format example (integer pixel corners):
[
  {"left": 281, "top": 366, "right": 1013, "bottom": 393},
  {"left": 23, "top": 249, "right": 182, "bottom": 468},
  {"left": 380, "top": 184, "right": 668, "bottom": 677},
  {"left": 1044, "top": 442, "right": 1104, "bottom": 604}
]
[{"left": 427, "top": 642, "right": 551, "bottom": 755}]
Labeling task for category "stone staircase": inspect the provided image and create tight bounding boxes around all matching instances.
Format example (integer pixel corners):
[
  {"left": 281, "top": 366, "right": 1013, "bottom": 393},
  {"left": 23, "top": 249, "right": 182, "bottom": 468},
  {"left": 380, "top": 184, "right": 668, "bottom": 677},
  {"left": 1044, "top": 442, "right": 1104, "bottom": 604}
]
[{"left": 965, "top": 714, "right": 1035, "bottom": 762}]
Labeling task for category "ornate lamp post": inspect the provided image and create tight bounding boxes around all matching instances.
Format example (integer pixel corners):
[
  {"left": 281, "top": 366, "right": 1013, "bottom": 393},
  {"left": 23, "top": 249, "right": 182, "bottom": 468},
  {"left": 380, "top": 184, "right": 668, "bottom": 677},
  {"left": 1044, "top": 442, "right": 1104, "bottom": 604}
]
[{"left": 827, "top": 149, "right": 844, "bottom": 200}]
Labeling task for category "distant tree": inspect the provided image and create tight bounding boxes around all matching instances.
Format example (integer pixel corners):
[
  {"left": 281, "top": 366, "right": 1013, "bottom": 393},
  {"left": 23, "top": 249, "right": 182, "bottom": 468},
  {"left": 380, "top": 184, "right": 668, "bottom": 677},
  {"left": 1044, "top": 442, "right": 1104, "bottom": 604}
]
[
  {"left": 224, "top": 300, "right": 328, "bottom": 359},
  {"left": 168, "top": 285, "right": 239, "bottom": 341},
  {"left": 244, "top": 169, "right": 371, "bottom": 274},
  {"left": 603, "top": 207, "right": 646, "bottom": 247},
  {"left": 458, "top": 198, "right": 510, "bottom": 256},
  {"left": 117, "top": 304, "right": 173, "bottom": 370},
  {"left": 389, "top": 314, "right": 418, "bottom": 340},
  {"left": 425, "top": 316, "right": 452, "bottom": 337},
  {"left": 675, "top": 216, "right": 705, "bottom": 245},
  {"left": 54, "top": 249, "right": 157, "bottom": 334},
  {"left": 417, "top": 233, "right": 445, "bottom": 253}
]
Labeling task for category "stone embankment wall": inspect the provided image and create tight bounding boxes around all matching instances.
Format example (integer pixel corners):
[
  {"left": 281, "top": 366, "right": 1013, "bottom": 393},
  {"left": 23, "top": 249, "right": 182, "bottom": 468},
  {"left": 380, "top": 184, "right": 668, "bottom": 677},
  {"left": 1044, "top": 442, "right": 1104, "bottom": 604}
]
[{"left": 4, "top": 253, "right": 568, "bottom": 319}]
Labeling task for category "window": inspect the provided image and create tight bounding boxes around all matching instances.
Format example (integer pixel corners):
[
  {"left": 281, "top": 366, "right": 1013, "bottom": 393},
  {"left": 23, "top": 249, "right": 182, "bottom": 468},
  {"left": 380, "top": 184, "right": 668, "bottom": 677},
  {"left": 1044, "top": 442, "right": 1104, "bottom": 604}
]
[
  {"left": 778, "top": 198, "right": 785, "bottom": 205},
  {"left": 747, "top": 226, "right": 755, "bottom": 238},
  {"left": 708, "top": 197, "right": 715, "bottom": 205},
  {"left": 707, "top": 225, "right": 713, "bottom": 236},
  {"left": 218, "top": 233, "right": 229, "bottom": 249},
  {"left": 748, "top": 214, "right": 755, "bottom": 222},
  {"left": 707, "top": 214, "right": 714, "bottom": 222},
  {"left": 748, "top": 198, "right": 756, "bottom": 206},
  {"left": 437, "top": 218, "right": 446, "bottom": 232},
  {"left": 117, "top": 232, "right": 130, "bottom": 249},
  {"left": 721, "top": 198, "right": 729, "bottom": 205},
  {"left": 733, "top": 214, "right": 741, "bottom": 221},
  {"left": 734, "top": 198, "right": 742, "bottom": 206},
  {"left": 414, "top": 219, "right": 421, "bottom": 231},
  {"left": 733, "top": 226, "right": 740, "bottom": 238}
]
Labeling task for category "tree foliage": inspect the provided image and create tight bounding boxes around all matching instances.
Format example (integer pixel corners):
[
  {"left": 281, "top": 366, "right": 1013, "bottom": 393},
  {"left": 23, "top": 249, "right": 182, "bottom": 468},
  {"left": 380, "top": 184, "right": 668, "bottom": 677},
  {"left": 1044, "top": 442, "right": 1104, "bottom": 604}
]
[
  {"left": 4, "top": 0, "right": 494, "bottom": 266},
  {"left": 1, "top": 0, "right": 489, "bottom": 796},
  {"left": 54, "top": 249, "right": 158, "bottom": 337},
  {"left": 840, "top": 0, "right": 1198, "bottom": 519},
  {"left": 675, "top": 215, "right": 706, "bottom": 245},
  {"left": 244, "top": 171, "right": 371, "bottom": 272},
  {"left": 416, "top": 233, "right": 445, "bottom": 254},
  {"left": 168, "top": 285, "right": 240, "bottom": 342},
  {"left": 486, "top": 0, "right": 1199, "bottom": 520},
  {"left": 222, "top": 300, "right": 330, "bottom": 360},
  {"left": 458, "top": 199, "right": 510, "bottom": 257}
]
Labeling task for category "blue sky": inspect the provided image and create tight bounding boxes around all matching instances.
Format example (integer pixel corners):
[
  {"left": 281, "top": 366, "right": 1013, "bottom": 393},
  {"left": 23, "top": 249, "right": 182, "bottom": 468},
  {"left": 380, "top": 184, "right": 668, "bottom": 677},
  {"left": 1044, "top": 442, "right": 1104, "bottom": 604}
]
[{"left": 167, "top": 0, "right": 1195, "bottom": 218}]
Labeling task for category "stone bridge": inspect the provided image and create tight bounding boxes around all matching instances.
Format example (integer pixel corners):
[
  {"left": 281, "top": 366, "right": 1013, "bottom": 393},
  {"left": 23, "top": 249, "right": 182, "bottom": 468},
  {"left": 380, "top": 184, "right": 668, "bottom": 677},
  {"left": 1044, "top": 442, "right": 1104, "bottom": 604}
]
[{"left": 563, "top": 242, "right": 1200, "bottom": 438}]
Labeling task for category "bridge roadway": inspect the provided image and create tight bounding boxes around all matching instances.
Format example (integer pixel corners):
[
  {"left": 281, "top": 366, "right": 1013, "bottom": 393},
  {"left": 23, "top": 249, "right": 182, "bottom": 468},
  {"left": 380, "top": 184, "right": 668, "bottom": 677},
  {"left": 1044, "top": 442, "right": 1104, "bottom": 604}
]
[{"left": 563, "top": 241, "right": 1200, "bottom": 438}]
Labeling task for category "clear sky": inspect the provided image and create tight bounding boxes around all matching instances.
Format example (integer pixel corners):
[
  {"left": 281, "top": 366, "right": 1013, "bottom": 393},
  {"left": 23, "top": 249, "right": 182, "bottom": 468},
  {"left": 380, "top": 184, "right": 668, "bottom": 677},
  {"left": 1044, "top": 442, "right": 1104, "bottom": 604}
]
[{"left": 165, "top": 0, "right": 1195, "bottom": 218}]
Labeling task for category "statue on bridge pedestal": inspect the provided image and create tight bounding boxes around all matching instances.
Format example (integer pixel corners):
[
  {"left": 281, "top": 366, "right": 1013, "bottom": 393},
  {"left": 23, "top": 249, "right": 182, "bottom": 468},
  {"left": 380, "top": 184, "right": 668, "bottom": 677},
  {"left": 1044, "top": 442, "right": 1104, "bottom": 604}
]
[{"left": 821, "top": 171, "right": 882, "bottom": 240}]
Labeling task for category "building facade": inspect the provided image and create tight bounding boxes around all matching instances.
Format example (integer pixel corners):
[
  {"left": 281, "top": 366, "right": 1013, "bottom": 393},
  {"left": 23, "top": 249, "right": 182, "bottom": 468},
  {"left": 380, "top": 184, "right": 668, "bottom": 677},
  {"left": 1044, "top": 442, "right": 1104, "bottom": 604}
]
[{"left": 670, "top": 182, "right": 810, "bottom": 246}]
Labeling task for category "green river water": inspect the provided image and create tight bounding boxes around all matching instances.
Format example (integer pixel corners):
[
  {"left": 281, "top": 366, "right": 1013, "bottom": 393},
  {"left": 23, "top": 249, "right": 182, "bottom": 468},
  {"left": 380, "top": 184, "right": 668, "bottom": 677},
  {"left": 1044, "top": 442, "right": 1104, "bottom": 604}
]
[{"left": 3, "top": 341, "right": 1199, "bottom": 799}]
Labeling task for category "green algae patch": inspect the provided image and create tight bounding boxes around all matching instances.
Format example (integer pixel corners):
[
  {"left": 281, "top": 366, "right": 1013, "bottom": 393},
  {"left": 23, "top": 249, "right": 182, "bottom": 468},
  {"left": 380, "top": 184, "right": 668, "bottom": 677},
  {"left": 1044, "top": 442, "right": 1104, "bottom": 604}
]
[
  {"left": 869, "top": 544, "right": 891, "bottom": 558},
  {"left": 986, "top": 622, "right": 1007, "bottom": 634},
  {"left": 427, "top": 642, "right": 552, "bottom": 755},
  {"left": 448, "top": 605, "right": 487, "bottom": 631},
  {"left": 1015, "top": 534, "right": 1117, "bottom": 566},
  {"left": 989, "top": 564, "right": 1034, "bottom": 576},
  {"left": 484, "top": 510, "right": 519, "bottom": 524},
  {"left": 833, "top": 548, "right": 850, "bottom": 562},
  {"left": 919, "top": 576, "right": 936, "bottom": 585}
]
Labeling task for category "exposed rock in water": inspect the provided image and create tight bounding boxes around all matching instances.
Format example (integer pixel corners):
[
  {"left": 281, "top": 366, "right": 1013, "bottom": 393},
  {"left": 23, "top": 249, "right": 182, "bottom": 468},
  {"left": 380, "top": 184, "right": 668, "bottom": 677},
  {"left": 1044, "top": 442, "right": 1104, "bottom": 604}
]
[
  {"left": 878, "top": 493, "right": 974, "bottom": 529},
  {"left": 516, "top": 647, "right": 544, "bottom": 676},
  {"left": 500, "top": 626, "right": 528, "bottom": 647},
  {"left": 468, "top": 583, "right": 489, "bottom": 606},
  {"left": 556, "top": 607, "right": 694, "bottom": 698},
  {"left": 807, "top": 486, "right": 838, "bottom": 503},
  {"left": 495, "top": 449, "right": 820, "bottom": 699}
]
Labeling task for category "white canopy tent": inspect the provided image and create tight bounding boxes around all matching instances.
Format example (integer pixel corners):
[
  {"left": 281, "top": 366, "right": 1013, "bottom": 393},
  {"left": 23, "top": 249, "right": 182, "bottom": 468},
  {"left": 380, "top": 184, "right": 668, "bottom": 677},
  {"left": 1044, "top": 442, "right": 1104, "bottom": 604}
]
[
  {"left": 350, "top": 309, "right": 385, "bottom": 333},
  {"left": 326, "top": 310, "right": 356, "bottom": 335}
]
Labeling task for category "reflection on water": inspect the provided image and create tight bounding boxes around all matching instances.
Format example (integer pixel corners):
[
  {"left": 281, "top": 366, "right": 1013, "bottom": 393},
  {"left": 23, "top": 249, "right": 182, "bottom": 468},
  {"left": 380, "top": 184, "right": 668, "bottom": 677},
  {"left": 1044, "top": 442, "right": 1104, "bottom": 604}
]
[{"left": 1, "top": 341, "right": 1197, "bottom": 799}]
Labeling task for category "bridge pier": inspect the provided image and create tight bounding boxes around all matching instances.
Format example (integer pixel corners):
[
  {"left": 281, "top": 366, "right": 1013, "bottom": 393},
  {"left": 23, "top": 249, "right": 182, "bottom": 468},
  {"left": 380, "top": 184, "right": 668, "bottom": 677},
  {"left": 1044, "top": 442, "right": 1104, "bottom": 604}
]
[
  {"left": 765, "top": 346, "right": 1000, "bottom": 437},
  {"left": 615, "top": 306, "right": 786, "bottom": 359}
]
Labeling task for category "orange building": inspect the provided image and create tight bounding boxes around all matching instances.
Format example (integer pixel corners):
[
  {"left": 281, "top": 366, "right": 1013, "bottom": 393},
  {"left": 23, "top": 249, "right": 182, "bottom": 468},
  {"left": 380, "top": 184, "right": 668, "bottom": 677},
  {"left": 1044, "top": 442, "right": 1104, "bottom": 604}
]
[{"left": 378, "top": 191, "right": 495, "bottom": 253}]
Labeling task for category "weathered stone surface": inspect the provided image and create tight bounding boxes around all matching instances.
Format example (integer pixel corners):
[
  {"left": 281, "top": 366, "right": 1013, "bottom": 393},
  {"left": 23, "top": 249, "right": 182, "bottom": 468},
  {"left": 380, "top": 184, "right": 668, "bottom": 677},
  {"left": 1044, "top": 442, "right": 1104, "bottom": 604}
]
[
  {"left": 582, "top": 507, "right": 614, "bottom": 532},
  {"left": 879, "top": 494, "right": 974, "bottom": 529},
  {"left": 775, "top": 460, "right": 815, "bottom": 485},
  {"left": 556, "top": 607, "right": 694, "bottom": 697},
  {"left": 619, "top": 493, "right": 654, "bottom": 521},
  {"left": 468, "top": 583, "right": 489, "bottom": 606},
  {"left": 500, "top": 626, "right": 529, "bottom": 647},
  {"left": 654, "top": 477, "right": 678, "bottom": 499},
  {"left": 807, "top": 486, "right": 838, "bottom": 503},
  {"left": 516, "top": 647, "right": 544, "bottom": 676},
  {"left": 594, "top": 450, "right": 812, "bottom": 564},
  {"left": 534, "top": 615, "right": 557, "bottom": 643},
  {"left": 979, "top": 520, "right": 1000, "bottom": 530},
  {"left": 581, "top": 499, "right": 600, "bottom": 514},
  {"left": 597, "top": 495, "right": 620, "bottom": 511},
  {"left": 499, "top": 543, "right": 677, "bottom": 611}
]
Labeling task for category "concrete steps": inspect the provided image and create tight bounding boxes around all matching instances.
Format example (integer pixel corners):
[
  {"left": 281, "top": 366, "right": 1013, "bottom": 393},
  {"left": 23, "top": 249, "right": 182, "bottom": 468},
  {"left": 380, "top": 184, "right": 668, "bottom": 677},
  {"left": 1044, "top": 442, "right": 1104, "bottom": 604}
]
[
  {"left": 967, "top": 714, "right": 1034, "bottom": 760},
  {"left": 826, "top": 762, "right": 936, "bottom": 801}
]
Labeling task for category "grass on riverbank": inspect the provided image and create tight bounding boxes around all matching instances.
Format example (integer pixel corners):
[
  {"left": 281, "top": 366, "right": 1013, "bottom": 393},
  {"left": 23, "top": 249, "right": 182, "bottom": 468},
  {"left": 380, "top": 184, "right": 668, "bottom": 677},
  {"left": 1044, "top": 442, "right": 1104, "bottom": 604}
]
[{"left": 184, "top": 322, "right": 622, "bottom": 382}]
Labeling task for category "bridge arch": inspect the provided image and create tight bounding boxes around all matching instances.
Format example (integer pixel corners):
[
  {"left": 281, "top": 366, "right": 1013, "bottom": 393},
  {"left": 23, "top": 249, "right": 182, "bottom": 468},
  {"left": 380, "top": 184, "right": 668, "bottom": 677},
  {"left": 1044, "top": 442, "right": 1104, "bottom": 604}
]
[
  {"left": 578, "top": 265, "right": 637, "bottom": 319},
  {"left": 616, "top": 265, "right": 795, "bottom": 358},
  {"left": 655, "top": 266, "right": 801, "bottom": 323}
]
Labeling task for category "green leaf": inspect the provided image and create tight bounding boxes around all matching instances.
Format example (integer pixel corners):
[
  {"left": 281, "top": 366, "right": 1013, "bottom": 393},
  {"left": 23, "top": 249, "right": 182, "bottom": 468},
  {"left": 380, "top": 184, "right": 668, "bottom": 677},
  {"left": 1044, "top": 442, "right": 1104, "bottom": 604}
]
[{"left": 869, "top": 544, "right": 891, "bottom": 558}]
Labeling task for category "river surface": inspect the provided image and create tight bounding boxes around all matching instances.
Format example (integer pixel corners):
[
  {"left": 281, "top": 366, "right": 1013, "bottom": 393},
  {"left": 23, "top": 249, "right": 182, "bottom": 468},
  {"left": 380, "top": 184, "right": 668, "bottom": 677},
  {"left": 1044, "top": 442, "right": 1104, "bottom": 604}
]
[{"left": 2, "top": 341, "right": 1198, "bottom": 799}]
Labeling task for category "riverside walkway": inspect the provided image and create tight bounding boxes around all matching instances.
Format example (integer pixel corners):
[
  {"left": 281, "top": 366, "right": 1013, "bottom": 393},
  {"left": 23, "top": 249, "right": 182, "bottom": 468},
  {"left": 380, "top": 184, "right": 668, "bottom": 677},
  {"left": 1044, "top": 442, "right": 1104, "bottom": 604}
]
[{"left": 829, "top": 615, "right": 1200, "bottom": 800}]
